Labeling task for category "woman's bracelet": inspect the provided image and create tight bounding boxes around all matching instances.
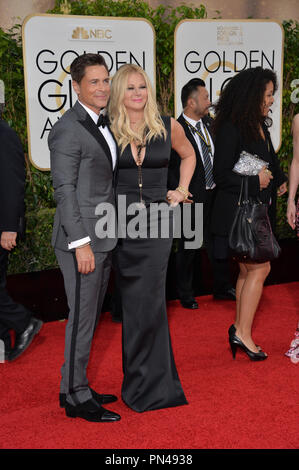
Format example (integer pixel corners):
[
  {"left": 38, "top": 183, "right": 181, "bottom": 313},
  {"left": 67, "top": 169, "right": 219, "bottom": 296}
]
[{"left": 176, "top": 185, "right": 189, "bottom": 200}]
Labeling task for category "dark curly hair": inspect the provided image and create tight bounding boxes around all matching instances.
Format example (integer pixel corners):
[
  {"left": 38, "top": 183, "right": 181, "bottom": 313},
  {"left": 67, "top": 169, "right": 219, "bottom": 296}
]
[{"left": 212, "top": 67, "right": 278, "bottom": 143}]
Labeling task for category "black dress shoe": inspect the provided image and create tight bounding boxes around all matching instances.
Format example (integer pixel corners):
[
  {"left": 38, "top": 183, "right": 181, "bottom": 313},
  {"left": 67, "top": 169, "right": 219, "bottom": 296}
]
[
  {"left": 4, "top": 348, "right": 11, "bottom": 361},
  {"left": 59, "top": 388, "right": 117, "bottom": 407},
  {"left": 111, "top": 315, "right": 122, "bottom": 323},
  {"left": 180, "top": 299, "right": 199, "bottom": 309},
  {"left": 213, "top": 288, "right": 236, "bottom": 301},
  {"left": 0, "top": 345, "right": 11, "bottom": 362},
  {"left": 9, "top": 318, "right": 43, "bottom": 361},
  {"left": 0, "top": 338, "right": 11, "bottom": 361},
  {"left": 65, "top": 398, "right": 121, "bottom": 422}
]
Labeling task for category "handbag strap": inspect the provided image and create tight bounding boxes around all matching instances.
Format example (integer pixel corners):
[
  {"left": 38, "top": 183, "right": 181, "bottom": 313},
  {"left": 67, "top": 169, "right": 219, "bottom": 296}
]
[
  {"left": 239, "top": 176, "right": 262, "bottom": 205},
  {"left": 238, "top": 177, "right": 249, "bottom": 204},
  {"left": 237, "top": 177, "right": 244, "bottom": 205},
  {"left": 244, "top": 176, "right": 249, "bottom": 202}
]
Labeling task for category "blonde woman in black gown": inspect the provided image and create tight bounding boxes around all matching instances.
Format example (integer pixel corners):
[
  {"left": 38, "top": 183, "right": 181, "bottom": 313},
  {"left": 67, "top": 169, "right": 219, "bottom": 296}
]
[{"left": 108, "top": 64, "right": 196, "bottom": 412}]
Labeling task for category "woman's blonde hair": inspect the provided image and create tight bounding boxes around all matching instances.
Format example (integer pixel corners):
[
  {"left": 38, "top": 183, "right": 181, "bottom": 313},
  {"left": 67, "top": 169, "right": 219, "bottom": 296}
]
[{"left": 108, "top": 64, "right": 167, "bottom": 153}]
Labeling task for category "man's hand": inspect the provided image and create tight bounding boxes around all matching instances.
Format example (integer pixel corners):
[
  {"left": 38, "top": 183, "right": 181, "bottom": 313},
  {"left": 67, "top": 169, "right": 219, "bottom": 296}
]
[
  {"left": 0, "top": 232, "right": 17, "bottom": 251},
  {"left": 75, "top": 244, "right": 95, "bottom": 274}
]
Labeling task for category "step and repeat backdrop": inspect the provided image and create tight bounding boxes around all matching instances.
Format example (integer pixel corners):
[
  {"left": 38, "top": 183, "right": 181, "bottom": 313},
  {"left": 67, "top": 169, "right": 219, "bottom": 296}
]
[
  {"left": 22, "top": 15, "right": 283, "bottom": 170},
  {"left": 174, "top": 20, "right": 284, "bottom": 152},
  {"left": 22, "top": 14, "right": 155, "bottom": 170}
]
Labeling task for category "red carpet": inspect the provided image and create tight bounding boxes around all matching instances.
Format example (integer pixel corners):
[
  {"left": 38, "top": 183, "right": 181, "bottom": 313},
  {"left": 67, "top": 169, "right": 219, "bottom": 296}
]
[{"left": 0, "top": 282, "right": 298, "bottom": 449}]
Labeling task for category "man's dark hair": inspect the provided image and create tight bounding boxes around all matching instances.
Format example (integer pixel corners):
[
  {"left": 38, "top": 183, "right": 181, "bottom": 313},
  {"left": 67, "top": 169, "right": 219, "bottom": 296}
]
[
  {"left": 181, "top": 78, "right": 206, "bottom": 108},
  {"left": 70, "top": 53, "right": 109, "bottom": 83}
]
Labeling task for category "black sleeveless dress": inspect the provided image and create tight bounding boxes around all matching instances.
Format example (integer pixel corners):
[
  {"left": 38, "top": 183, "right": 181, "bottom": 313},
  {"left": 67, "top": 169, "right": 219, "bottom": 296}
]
[{"left": 115, "top": 116, "right": 188, "bottom": 412}]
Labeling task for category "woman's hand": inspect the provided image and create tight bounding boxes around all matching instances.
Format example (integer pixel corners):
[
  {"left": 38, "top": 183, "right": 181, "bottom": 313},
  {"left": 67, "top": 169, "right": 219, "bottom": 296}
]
[
  {"left": 259, "top": 166, "right": 273, "bottom": 189},
  {"left": 287, "top": 199, "right": 296, "bottom": 230},
  {"left": 277, "top": 182, "right": 287, "bottom": 196},
  {"left": 166, "top": 189, "right": 193, "bottom": 207}
]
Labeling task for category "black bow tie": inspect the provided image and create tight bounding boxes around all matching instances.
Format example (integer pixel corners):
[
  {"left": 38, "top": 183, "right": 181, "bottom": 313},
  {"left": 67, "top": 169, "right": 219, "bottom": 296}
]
[{"left": 97, "top": 113, "right": 109, "bottom": 128}]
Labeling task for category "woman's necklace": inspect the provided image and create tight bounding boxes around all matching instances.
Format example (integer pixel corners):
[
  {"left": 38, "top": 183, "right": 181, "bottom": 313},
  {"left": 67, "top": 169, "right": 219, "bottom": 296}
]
[{"left": 136, "top": 142, "right": 146, "bottom": 209}]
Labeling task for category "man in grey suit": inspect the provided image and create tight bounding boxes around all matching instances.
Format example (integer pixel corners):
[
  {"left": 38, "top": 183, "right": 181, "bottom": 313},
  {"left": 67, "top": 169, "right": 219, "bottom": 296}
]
[{"left": 48, "top": 53, "right": 120, "bottom": 422}]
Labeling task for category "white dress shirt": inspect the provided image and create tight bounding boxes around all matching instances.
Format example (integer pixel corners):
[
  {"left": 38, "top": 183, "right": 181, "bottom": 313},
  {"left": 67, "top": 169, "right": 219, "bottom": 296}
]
[
  {"left": 183, "top": 113, "right": 215, "bottom": 190},
  {"left": 68, "top": 101, "right": 117, "bottom": 250}
]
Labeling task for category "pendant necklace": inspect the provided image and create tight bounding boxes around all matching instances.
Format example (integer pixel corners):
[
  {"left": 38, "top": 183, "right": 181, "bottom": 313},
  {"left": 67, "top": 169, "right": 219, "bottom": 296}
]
[{"left": 135, "top": 142, "right": 146, "bottom": 209}]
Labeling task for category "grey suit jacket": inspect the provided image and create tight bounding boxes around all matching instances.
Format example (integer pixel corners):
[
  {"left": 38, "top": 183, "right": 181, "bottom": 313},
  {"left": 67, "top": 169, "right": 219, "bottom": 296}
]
[{"left": 48, "top": 101, "right": 118, "bottom": 252}]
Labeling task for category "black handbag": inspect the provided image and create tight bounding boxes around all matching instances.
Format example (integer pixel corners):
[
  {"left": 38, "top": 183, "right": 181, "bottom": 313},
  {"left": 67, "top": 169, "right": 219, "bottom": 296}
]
[{"left": 229, "top": 177, "right": 281, "bottom": 263}]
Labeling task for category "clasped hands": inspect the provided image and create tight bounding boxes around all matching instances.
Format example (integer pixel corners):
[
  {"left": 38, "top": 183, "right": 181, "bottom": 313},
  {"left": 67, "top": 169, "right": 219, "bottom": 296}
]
[{"left": 166, "top": 189, "right": 193, "bottom": 207}]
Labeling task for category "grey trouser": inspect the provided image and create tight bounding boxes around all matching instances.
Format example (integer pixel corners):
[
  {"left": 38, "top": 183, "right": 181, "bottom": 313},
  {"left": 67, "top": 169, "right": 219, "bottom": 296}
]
[{"left": 55, "top": 249, "right": 111, "bottom": 406}]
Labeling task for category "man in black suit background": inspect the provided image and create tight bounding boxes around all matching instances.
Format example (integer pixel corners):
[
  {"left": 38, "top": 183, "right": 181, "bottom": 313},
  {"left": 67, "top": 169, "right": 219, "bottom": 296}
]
[
  {"left": 0, "top": 116, "right": 42, "bottom": 361},
  {"left": 168, "top": 78, "right": 235, "bottom": 309}
]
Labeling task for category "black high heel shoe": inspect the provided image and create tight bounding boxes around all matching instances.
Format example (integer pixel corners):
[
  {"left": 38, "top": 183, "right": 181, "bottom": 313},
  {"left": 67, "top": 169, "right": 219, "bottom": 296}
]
[
  {"left": 229, "top": 333, "right": 267, "bottom": 361},
  {"left": 228, "top": 324, "right": 236, "bottom": 338},
  {"left": 228, "top": 324, "right": 261, "bottom": 351}
]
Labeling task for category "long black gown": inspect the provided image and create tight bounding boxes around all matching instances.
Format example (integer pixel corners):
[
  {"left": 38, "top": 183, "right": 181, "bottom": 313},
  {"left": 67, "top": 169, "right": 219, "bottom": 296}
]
[{"left": 115, "top": 116, "right": 188, "bottom": 412}]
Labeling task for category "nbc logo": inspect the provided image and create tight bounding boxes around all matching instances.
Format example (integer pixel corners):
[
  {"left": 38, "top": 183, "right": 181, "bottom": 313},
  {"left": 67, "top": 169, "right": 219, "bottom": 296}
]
[
  {"left": 71, "top": 27, "right": 112, "bottom": 40},
  {"left": 72, "top": 27, "right": 89, "bottom": 39}
]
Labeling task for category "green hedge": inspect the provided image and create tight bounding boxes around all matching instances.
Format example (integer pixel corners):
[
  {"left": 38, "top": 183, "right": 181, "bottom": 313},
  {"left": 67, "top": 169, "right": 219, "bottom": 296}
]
[
  {"left": 0, "top": 0, "right": 298, "bottom": 274},
  {"left": 8, "top": 208, "right": 57, "bottom": 274}
]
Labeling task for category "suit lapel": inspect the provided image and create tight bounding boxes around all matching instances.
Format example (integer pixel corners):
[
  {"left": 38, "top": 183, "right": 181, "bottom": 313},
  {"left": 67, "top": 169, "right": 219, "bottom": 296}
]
[
  {"left": 72, "top": 102, "right": 113, "bottom": 168},
  {"left": 109, "top": 124, "right": 120, "bottom": 186},
  {"left": 80, "top": 115, "right": 114, "bottom": 169}
]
